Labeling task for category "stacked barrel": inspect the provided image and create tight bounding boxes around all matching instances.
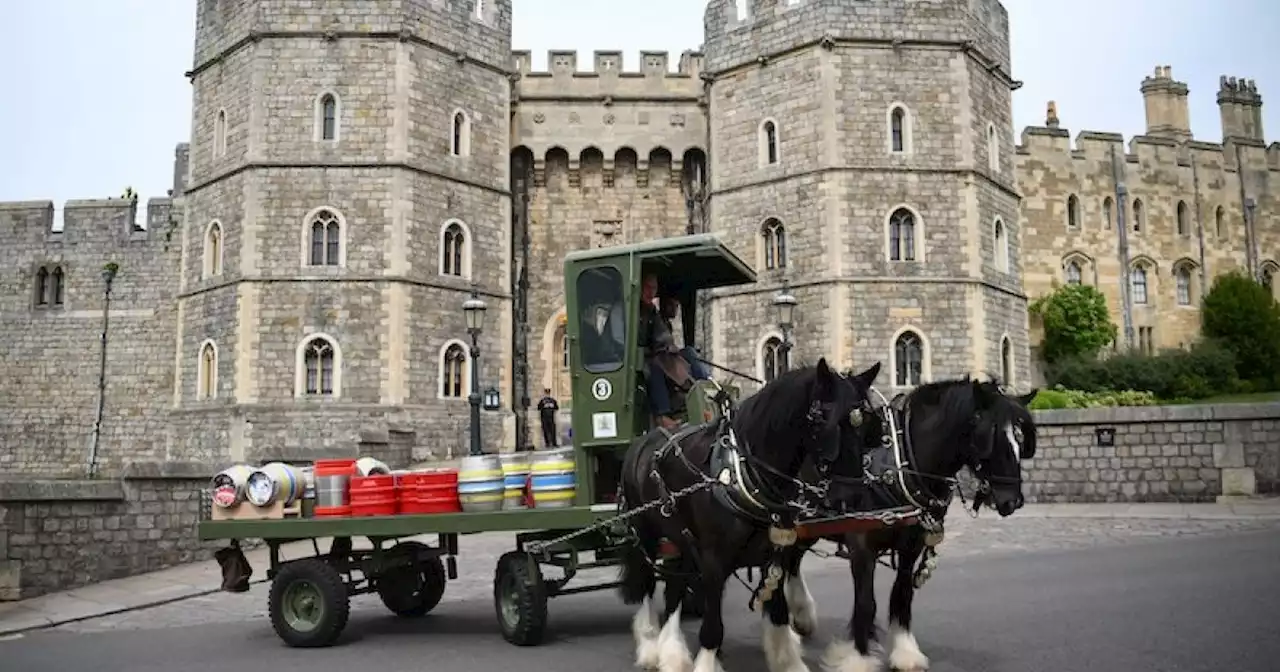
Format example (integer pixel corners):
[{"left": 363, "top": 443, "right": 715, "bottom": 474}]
[{"left": 210, "top": 449, "right": 577, "bottom": 519}]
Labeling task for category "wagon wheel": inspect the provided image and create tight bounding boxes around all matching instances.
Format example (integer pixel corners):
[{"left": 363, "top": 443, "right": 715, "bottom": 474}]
[
  {"left": 268, "top": 558, "right": 350, "bottom": 648},
  {"left": 377, "top": 541, "right": 447, "bottom": 618},
  {"left": 494, "top": 551, "right": 548, "bottom": 646}
]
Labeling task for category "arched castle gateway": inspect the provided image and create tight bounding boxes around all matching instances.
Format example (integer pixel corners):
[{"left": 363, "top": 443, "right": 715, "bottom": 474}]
[{"left": 1, "top": 0, "right": 1276, "bottom": 472}]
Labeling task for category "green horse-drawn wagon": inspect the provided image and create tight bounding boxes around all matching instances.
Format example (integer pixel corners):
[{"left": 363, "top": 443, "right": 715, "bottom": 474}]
[{"left": 196, "top": 234, "right": 756, "bottom": 648}]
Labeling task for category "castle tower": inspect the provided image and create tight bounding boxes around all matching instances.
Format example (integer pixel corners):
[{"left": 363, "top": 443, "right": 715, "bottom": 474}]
[
  {"left": 702, "top": 0, "right": 1029, "bottom": 391},
  {"left": 1218, "top": 76, "right": 1265, "bottom": 143},
  {"left": 178, "top": 0, "right": 513, "bottom": 462},
  {"left": 1141, "top": 65, "right": 1193, "bottom": 142}
]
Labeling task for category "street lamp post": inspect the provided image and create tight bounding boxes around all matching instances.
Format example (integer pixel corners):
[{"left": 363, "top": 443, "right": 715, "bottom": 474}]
[
  {"left": 772, "top": 285, "right": 796, "bottom": 373},
  {"left": 87, "top": 263, "right": 118, "bottom": 478},
  {"left": 463, "top": 287, "right": 488, "bottom": 457}
]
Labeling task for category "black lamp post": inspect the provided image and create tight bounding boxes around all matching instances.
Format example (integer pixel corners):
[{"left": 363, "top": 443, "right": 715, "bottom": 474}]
[
  {"left": 88, "top": 263, "right": 118, "bottom": 478},
  {"left": 772, "top": 285, "right": 796, "bottom": 373},
  {"left": 463, "top": 288, "right": 487, "bottom": 456}
]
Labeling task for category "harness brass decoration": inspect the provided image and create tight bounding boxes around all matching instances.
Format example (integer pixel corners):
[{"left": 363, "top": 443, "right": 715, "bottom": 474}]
[
  {"left": 768, "top": 525, "right": 798, "bottom": 547},
  {"left": 923, "top": 528, "right": 944, "bottom": 547}
]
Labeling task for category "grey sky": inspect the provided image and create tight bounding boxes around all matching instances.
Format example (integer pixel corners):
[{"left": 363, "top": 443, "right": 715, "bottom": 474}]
[{"left": 1, "top": 0, "right": 1275, "bottom": 209}]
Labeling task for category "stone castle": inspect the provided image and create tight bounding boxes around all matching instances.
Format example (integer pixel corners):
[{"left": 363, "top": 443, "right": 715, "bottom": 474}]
[{"left": 1, "top": 0, "right": 1275, "bottom": 477}]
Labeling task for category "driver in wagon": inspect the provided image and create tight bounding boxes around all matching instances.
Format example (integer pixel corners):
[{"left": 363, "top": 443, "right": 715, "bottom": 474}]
[{"left": 639, "top": 272, "right": 710, "bottom": 429}]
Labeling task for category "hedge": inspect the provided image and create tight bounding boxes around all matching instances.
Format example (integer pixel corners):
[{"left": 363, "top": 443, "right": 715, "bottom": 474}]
[
  {"left": 1026, "top": 387, "right": 1158, "bottom": 410},
  {"left": 1046, "top": 339, "right": 1240, "bottom": 401}
]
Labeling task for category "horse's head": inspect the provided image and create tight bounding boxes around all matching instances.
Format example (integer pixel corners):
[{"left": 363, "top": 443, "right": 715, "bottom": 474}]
[
  {"left": 967, "top": 381, "right": 1038, "bottom": 517},
  {"left": 803, "top": 359, "right": 881, "bottom": 481}
]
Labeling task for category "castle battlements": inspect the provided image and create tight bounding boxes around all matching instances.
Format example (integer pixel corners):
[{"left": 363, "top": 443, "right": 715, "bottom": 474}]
[
  {"left": 1017, "top": 66, "right": 1278, "bottom": 173},
  {"left": 511, "top": 50, "right": 704, "bottom": 99},
  {"left": 702, "top": 0, "right": 1009, "bottom": 76},
  {"left": 0, "top": 195, "right": 174, "bottom": 241}
]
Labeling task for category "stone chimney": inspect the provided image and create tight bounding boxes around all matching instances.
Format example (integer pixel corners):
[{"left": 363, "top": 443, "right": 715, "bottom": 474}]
[{"left": 1141, "top": 65, "right": 1192, "bottom": 142}]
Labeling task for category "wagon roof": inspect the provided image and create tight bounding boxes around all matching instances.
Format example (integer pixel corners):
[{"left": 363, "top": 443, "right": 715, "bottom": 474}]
[{"left": 563, "top": 233, "right": 756, "bottom": 290}]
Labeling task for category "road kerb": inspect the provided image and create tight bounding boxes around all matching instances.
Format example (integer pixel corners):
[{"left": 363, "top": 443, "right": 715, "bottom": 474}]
[{"left": 0, "top": 579, "right": 270, "bottom": 638}]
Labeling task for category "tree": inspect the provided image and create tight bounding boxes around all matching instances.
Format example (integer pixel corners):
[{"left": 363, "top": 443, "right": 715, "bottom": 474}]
[
  {"left": 1201, "top": 270, "right": 1280, "bottom": 388},
  {"left": 1029, "top": 283, "right": 1118, "bottom": 364}
]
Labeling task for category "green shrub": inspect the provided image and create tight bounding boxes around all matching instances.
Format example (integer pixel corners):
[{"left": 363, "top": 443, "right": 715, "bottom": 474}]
[
  {"left": 1029, "top": 284, "right": 1119, "bottom": 364},
  {"left": 1027, "top": 386, "right": 1158, "bottom": 410},
  {"left": 1201, "top": 270, "right": 1280, "bottom": 389},
  {"left": 1047, "top": 340, "right": 1238, "bottom": 400}
]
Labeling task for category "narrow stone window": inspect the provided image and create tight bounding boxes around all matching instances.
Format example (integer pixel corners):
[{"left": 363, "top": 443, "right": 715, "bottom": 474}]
[
  {"left": 214, "top": 109, "right": 227, "bottom": 157},
  {"left": 452, "top": 111, "right": 471, "bottom": 157},
  {"left": 1066, "top": 194, "right": 1080, "bottom": 229},
  {"left": 761, "top": 218, "right": 786, "bottom": 270},
  {"left": 893, "top": 330, "right": 924, "bottom": 387},
  {"left": 319, "top": 94, "right": 338, "bottom": 141},
  {"left": 441, "top": 342, "right": 468, "bottom": 398},
  {"left": 890, "top": 107, "right": 907, "bottom": 153},
  {"left": 993, "top": 218, "right": 1008, "bottom": 272},
  {"left": 1065, "top": 260, "right": 1082, "bottom": 285},
  {"left": 1000, "top": 337, "right": 1013, "bottom": 386},
  {"left": 1174, "top": 265, "right": 1192, "bottom": 305},
  {"left": 303, "top": 337, "right": 336, "bottom": 396},
  {"left": 761, "top": 337, "right": 787, "bottom": 383},
  {"left": 987, "top": 123, "right": 999, "bottom": 172},
  {"left": 50, "top": 266, "right": 64, "bottom": 306},
  {"left": 35, "top": 267, "right": 49, "bottom": 306},
  {"left": 1131, "top": 264, "right": 1149, "bottom": 305},
  {"left": 760, "top": 120, "right": 778, "bottom": 166},
  {"left": 198, "top": 341, "right": 218, "bottom": 400},
  {"left": 1102, "top": 197, "right": 1114, "bottom": 230},
  {"left": 1132, "top": 198, "right": 1145, "bottom": 233},
  {"left": 308, "top": 209, "right": 341, "bottom": 266},
  {"left": 1215, "top": 205, "right": 1225, "bottom": 238},
  {"left": 440, "top": 220, "right": 469, "bottom": 278},
  {"left": 204, "top": 221, "right": 223, "bottom": 277},
  {"left": 1176, "top": 200, "right": 1190, "bottom": 236},
  {"left": 888, "top": 208, "right": 916, "bottom": 261}
]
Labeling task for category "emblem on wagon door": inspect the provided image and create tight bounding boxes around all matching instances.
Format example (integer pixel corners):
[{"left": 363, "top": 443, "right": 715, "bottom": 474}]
[{"left": 591, "top": 378, "right": 612, "bottom": 401}]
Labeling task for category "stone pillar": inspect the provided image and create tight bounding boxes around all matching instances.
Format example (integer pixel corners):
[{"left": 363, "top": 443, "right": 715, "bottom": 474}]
[{"left": 1215, "top": 422, "right": 1257, "bottom": 499}]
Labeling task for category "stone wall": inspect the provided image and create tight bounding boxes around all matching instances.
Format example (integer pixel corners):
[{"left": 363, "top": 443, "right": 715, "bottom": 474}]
[
  {"left": 1024, "top": 403, "right": 1279, "bottom": 503},
  {"left": 0, "top": 463, "right": 222, "bottom": 601}
]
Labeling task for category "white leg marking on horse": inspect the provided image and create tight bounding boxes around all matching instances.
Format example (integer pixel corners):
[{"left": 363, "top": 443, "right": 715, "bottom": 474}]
[
  {"left": 785, "top": 571, "right": 818, "bottom": 638},
  {"left": 763, "top": 621, "right": 810, "bottom": 672},
  {"left": 657, "top": 605, "right": 693, "bottom": 672},
  {"left": 819, "top": 639, "right": 880, "bottom": 672},
  {"left": 633, "top": 596, "right": 661, "bottom": 669},
  {"left": 693, "top": 648, "right": 724, "bottom": 672},
  {"left": 886, "top": 625, "right": 929, "bottom": 671}
]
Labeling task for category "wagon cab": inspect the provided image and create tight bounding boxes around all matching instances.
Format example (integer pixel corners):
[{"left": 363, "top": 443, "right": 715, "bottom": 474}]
[{"left": 563, "top": 233, "right": 757, "bottom": 504}]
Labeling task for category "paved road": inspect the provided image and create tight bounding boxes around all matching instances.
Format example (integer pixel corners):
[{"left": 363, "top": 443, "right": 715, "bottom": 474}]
[{"left": 3, "top": 517, "right": 1278, "bottom": 671}]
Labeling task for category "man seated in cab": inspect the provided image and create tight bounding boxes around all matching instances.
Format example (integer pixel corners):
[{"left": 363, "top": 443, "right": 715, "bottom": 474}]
[{"left": 638, "top": 273, "right": 709, "bottom": 429}]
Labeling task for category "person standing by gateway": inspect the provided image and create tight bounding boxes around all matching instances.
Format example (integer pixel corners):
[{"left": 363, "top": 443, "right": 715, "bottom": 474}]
[{"left": 537, "top": 388, "right": 560, "bottom": 448}]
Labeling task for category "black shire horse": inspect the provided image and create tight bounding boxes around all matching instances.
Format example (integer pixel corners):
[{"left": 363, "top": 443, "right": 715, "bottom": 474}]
[
  {"left": 813, "top": 377, "right": 1038, "bottom": 672},
  {"left": 618, "top": 359, "right": 882, "bottom": 672}
]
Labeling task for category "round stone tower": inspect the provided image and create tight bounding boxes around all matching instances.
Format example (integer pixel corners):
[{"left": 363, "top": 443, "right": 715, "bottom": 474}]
[
  {"left": 702, "top": 0, "right": 1029, "bottom": 392},
  {"left": 177, "top": 0, "right": 514, "bottom": 462}
]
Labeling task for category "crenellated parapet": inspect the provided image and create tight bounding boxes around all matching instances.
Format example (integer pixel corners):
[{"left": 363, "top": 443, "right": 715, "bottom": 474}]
[
  {"left": 192, "top": 0, "right": 512, "bottom": 76},
  {"left": 511, "top": 49, "right": 705, "bottom": 100},
  {"left": 0, "top": 196, "right": 177, "bottom": 243},
  {"left": 701, "top": 0, "right": 1011, "bottom": 81}
]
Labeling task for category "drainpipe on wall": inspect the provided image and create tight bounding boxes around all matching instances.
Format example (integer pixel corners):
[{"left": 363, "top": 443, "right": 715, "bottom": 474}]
[
  {"left": 1234, "top": 142, "right": 1259, "bottom": 278},
  {"left": 1110, "top": 146, "right": 1136, "bottom": 351},
  {"left": 1191, "top": 153, "right": 1209, "bottom": 294}
]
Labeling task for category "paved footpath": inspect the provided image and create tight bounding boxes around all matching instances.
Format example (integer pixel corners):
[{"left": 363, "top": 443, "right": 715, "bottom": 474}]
[{"left": 1, "top": 499, "right": 1277, "bottom": 637}]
